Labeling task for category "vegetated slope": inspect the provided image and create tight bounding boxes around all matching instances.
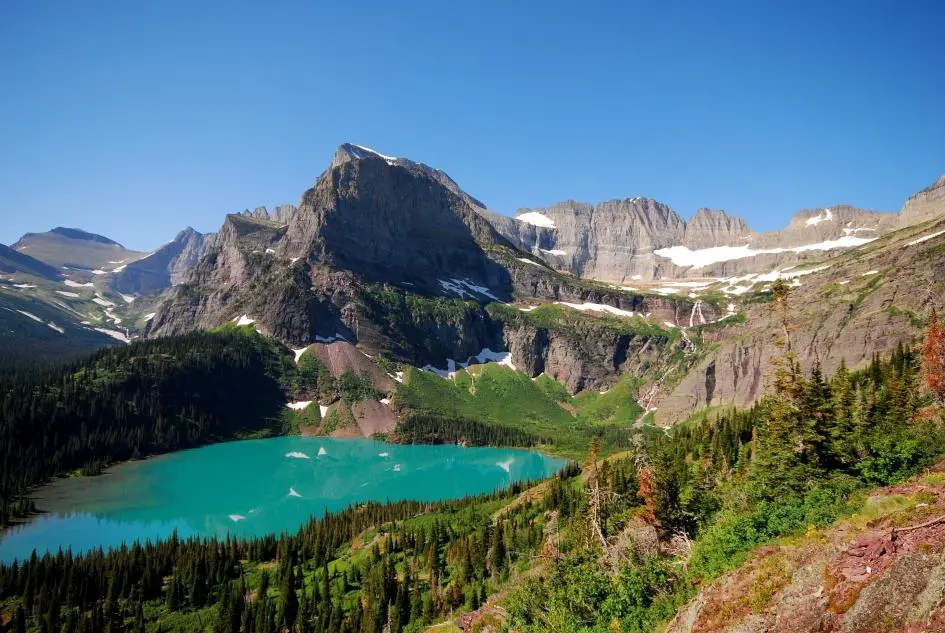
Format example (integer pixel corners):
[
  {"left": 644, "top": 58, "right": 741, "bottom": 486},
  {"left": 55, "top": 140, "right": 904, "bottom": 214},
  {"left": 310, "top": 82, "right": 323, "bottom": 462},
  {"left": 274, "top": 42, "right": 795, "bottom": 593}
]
[
  {"left": 653, "top": 214, "right": 945, "bottom": 425},
  {"left": 1, "top": 341, "right": 941, "bottom": 633},
  {"left": 0, "top": 243, "right": 59, "bottom": 279},
  {"left": 0, "top": 289, "right": 121, "bottom": 369},
  {"left": 0, "top": 327, "right": 295, "bottom": 524}
]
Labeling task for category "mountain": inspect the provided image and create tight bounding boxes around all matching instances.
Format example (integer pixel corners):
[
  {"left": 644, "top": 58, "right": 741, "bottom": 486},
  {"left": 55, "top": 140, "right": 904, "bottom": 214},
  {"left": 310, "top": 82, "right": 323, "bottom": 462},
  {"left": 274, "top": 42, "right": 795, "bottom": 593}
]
[
  {"left": 0, "top": 243, "right": 59, "bottom": 280},
  {"left": 108, "top": 227, "right": 210, "bottom": 295},
  {"left": 0, "top": 289, "right": 122, "bottom": 368},
  {"left": 651, "top": 210, "right": 945, "bottom": 424},
  {"left": 900, "top": 173, "right": 945, "bottom": 226},
  {"left": 485, "top": 200, "right": 899, "bottom": 283},
  {"left": 147, "top": 144, "right": 711, "bottom": 393},
  {"left": 13, "top": 227, "right": 145, "bottom": 271}
]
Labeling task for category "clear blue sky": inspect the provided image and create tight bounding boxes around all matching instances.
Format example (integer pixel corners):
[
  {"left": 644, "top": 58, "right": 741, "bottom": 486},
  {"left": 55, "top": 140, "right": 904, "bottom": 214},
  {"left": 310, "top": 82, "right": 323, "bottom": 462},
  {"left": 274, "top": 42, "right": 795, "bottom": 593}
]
[{"left": 2, "top": 0, "right": 943, "bottom": 250}]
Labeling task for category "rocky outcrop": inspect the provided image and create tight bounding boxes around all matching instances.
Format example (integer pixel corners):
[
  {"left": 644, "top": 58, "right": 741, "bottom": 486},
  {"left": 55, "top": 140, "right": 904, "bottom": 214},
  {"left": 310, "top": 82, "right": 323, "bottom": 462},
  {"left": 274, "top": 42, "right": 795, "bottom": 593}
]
[
  {"left": 899, "top": 174, "right": 945, "bottom": 227},
  {"left": 667, "top": 468, "right": 945, "bottom": 633},
  {"left": 485, "top": 200, "right": 899, "bottom": 283},
  {"left": 683, "top": 209, "right": 753, "bottom": 249},
  {"left": 653, "top": 213, "right": 945, "bottom": 425},
  {"left": 502, "top": 321, "right": 681, "bottom": 393},
  {"left": 240, "top": 204, "right": 299, "bottom": 225},
  {"left": 109, "top": 228, "right": 209, "bottom": 295}
]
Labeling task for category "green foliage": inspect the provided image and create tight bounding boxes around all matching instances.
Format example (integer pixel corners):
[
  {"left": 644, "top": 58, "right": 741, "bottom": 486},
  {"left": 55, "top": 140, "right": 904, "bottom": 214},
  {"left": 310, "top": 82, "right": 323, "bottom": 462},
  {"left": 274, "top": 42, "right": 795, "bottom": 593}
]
[
  {"left": 0, "top": 327, "right": 294, "bottom": 525},
  {"left": 338, "top": 370, "right": 378, "bottom": 403},
  {"left": 488, "top": 302, "right": 679, "bottom": 341},
  {"left": 573, "top": 375, "right": 644, "bottom": 426}
]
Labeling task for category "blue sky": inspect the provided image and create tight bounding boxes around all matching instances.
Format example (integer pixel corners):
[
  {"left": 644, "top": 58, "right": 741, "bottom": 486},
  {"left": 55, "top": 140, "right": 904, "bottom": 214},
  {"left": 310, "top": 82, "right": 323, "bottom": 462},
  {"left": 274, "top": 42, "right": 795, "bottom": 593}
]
[{"left": 1, "top": 0, "right": 943, "bottom": 250}]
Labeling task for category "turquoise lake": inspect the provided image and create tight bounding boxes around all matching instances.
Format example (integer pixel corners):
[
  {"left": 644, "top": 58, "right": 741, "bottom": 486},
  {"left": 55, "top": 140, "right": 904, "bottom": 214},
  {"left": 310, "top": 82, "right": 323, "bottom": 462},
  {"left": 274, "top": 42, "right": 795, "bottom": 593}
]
[{"left": 0, "top": 437, "right": 566, "bottom": 562}]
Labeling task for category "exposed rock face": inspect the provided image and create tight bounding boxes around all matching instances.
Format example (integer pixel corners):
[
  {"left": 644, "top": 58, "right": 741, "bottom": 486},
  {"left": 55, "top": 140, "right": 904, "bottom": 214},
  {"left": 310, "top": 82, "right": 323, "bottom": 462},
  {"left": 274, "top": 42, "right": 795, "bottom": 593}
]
[
  {"left": 899, "top": 174, "right": 945, "bottom": 226},
  {"left": 280, "top": 150, "right": 513, "bottom": 291},
  {"left": 683, "top": 208, "right": 753, "bottom": 249},
  {"left": 485, "top": 201, "right": 899, "bottom": 283},
  {"left": 109, "top": 228, "right": 209, "bottom": 295},
  {"left": 240, "top": 204, "right": 299, "bottom": 225},
  {"left": 653, "top": 213, "right": 945, "bottom": 425},
  {"left": 502, "top": 321, "right": 681, "bottom": 393}
]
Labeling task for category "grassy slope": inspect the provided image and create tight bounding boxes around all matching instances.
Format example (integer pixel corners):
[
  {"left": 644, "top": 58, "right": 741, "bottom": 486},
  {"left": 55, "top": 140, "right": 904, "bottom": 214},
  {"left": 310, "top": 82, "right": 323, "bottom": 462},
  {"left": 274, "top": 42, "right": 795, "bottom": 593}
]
[{"left": 394, "top": 363, "right": 645, "bottom": 457}]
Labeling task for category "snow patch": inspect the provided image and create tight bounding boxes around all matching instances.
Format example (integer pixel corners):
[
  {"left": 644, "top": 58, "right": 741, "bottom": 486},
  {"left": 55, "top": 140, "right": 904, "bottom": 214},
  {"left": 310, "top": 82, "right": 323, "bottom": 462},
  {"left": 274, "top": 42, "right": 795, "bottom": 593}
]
[
  {"left": 393, "top": 372, "right": 404, "bottom": 384},
  {"left": 47, "top": 322, "right": 65, "bottom": 334},
  {"left": 315, "top": 333, "right": 346, "bottom": 344},
  {"left": 119, "top": 294, "right": 135, "bottom": 304},
  {"left": 842, "top": 227, "right": 876, "bottom": 235},
  {"left": 233, "top": 315, "right": 255, "bottom": 326},
  {"left": 423, "top": 347, "right": 516, "bottom": 379},
  {"left": 539, "top": 248, "right": 567, "bottom": 256},
  {"left": 519, "top": 305, "right": 539, "bottom": 312},
  {"left": 290, "top": 257, "right": 300, "bottom": 263},
  {"left": 55, "top": 291, "right": 80, "bottom": 298},
  {"left": 91, "top": 269, "right": 107, "bottom": 275},
  {"left": 349, "top": 144, "right": 398, "bottom": 165},
  {"left": 13, "top": 283, "right": 36, "bottom": 289},
  {"left": 93, "top": 295, "right": 116, "bottom": 307},
  {"left": 111, "top": 265, "right": 127, "bottom": 273},
  {"left": 292, "top": 346, "right": 310, "bottom": 363},
  {"left": 16, "top": 310, "right": 42, "bottom": 323},
  {"left": 654, "top": 236, "right": 875, "bottom": 269},
  {"left": 143, "top": 313, "right": 156, "bottom": 322},
  {"left": 439, "top": 278, "right": 501, "bottom": 301},
  {"left": 64, "top": 279, "right": 94, "bottom": 288},
  {"left": 905, "top": 230, "right": 945, "bottom": 247},
  {"left": 861, "top": 270, "right": 879, "bottom": 276},
  {"left": 515, "top": 212, "right": 556, "bottom": 229},
  {"left": 380, "top": 398, "right": 391, "bottom": 406},
  {"left": 556, "top": 302, "right": 636, "bottom": 318},
  {"left": 286, "top": 401, "right": 312, "bottom": 411},
  {"left": 516, "top": 258, "right": 545, "bottom": 268},
  {"left": 805, "top": 208, "right": 834, "bottom": 226},
  {"left": 319, "top": 405, "right": 329, "bottom": 418},
  {"left": 94, "top": 328, "right": 130, "bottom": 343}
]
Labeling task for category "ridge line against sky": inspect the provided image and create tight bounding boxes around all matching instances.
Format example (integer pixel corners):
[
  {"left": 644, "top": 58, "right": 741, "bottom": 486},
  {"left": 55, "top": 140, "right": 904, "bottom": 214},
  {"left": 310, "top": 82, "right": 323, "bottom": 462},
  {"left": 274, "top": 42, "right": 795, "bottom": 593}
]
[{"left": 2, "top": 0, "right": 943, "bottom": 251}]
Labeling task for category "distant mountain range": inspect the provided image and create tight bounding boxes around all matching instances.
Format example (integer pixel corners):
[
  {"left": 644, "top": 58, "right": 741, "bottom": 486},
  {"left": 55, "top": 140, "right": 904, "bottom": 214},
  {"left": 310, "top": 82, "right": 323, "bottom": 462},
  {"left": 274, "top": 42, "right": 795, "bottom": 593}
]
[{"left": 2, "top": 142, "right": 943, "bottom": 424}]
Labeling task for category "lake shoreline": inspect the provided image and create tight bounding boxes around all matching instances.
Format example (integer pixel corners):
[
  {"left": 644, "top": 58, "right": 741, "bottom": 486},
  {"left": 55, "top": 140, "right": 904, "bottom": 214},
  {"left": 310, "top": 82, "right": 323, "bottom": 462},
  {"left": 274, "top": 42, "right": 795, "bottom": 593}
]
[{"left": 0, "top": 436, "right": 568, "bottom": 563}]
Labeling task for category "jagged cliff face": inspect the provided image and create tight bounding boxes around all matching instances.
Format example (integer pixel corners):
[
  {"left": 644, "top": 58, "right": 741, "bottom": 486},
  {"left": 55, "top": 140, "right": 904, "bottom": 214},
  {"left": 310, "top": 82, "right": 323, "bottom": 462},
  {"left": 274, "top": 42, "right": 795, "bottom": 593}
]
[
  {"left": 485, "top": 200, "right": 900, "bottom": 283},
  {"left": 147, "top": 144, "right": 709, "bottom": 394},
  {"left": 108, "top": 228, "right": 210, "bottom": 295},
  {"left": 145, "top": 142, "right": 944, "bottom": 422},
  {"left": 652, "top": 213, "right": 945, "bottom": 425},
  {"left": 279, "top": 146, "right": 513, "bottom": 292},
  {"left": 899, "top": 174, "right": 945, "bottom": 227}
]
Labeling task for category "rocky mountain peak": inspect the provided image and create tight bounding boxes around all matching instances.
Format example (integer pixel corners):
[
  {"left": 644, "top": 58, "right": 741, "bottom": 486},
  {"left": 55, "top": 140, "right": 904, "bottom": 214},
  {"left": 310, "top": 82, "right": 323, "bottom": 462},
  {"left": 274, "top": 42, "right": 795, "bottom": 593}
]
[
  {"left": 683, "top": 208, "right": 753, "bottom": 249},
  {"left": 900, "top": 173, "right": 945, "bottom": 227},
  {"left": 238, "top": 204, "right": 299, "bottom": 225},
  {"left": 328, "top": 143, "right": 487, "bottom": 210}
]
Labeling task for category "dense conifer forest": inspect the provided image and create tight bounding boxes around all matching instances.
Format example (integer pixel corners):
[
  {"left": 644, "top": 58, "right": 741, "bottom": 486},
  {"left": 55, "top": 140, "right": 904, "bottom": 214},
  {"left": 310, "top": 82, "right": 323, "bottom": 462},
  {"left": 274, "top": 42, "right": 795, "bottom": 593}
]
[
  {"left": 0, "top": 329, "right": 294, "bottom": 526},
  {"left": 0, "top": 318, "right": 942, "bottom": 632}
]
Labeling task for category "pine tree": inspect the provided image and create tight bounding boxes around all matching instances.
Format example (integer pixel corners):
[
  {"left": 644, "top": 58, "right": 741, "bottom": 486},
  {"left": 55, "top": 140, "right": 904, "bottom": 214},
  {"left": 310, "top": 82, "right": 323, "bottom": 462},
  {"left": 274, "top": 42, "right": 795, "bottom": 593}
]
[{"left": 924, "top": 308, "right": 945, "bottom": 404}]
